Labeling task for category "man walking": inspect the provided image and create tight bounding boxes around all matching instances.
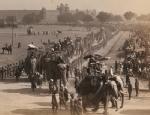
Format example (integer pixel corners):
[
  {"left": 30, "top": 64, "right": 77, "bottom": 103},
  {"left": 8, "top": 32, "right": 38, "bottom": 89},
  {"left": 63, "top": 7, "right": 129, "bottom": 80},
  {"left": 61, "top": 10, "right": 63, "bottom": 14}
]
[
  {"left": 70, "top": 93, "right": 75, "bottom": 115},
  {"left": 52, "top": 83, "right": 58, "bottom": 113},
  {"left": 135, "top": 78, "right": 139, "bottom": 97},
  {"left": 128, "top": 80, "right": 133, "bottom": 100}
]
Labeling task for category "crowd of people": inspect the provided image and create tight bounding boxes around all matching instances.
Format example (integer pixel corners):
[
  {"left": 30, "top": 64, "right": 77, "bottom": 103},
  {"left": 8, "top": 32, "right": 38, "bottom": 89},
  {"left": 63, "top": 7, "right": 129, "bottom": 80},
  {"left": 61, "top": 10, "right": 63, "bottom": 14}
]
[
  {"left": 0, "top": 60, "right": 24, "bottom": 81},
  {"left": 23, "top": 27, "right": 117, "bottom": 114},
  {"left": 49, "top": 79, "right": 83, "bottom": 115},
  {"left": 0, "top": 25, "right": 119, "bottom": 114},
  {"left": 123, "top": 30, "right": 150, "bottom": 81}
]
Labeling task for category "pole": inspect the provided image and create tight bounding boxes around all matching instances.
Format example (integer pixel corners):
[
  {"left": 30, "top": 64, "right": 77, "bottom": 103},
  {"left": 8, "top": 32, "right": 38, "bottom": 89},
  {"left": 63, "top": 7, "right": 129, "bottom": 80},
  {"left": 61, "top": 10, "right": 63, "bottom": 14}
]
[{"left": 12, "top": 26, "right": 14, "bottom": 46}]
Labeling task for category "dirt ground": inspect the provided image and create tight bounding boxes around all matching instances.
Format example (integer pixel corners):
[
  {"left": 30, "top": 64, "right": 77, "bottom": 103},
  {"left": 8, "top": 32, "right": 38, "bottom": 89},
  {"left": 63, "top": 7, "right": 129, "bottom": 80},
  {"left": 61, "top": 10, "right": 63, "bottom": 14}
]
[
  {"left": 0, "top": 81, "right": 150, "bottom": 115},
  {"left": 0, "top": 31, "right": 150, "bottom": 115}
]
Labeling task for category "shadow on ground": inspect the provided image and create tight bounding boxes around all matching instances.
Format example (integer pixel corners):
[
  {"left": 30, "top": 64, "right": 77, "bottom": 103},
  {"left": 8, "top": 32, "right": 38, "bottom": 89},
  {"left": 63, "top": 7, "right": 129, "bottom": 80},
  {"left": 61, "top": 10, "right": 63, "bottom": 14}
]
[
  {"left": 2, "top": 88, "right": 50, "bottom": 97},
  {"left": 12, "top": 108, "right": 104, "bottom": 115},
  {"left": 132, "top": 96, "right": 150, "bottom": 100},
  {"left": 0, "top": 78, "right": 29, "bottom": 84},
  {"left": 120, "top": 109, "right": 150, "bottom": 115},
  {"left": 34, "top": 102, "right": 50, "bottom": 107},
  {"left": 12, "top": 108, "right": 70, "bottom": 115}
]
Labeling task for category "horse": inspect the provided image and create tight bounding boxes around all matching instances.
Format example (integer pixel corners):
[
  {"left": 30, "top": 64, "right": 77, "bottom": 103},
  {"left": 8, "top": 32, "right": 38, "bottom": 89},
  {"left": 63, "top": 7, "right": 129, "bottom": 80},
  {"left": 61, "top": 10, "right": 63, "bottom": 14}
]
[{"left": 2, "top": 45, "right": 12, "bottom": 54}]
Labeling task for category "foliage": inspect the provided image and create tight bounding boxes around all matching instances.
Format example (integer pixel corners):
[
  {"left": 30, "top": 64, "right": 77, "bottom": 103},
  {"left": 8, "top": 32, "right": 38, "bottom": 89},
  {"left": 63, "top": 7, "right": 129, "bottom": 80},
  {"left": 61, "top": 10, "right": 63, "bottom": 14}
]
[
  {"left": 22, "top": 13, "right": 42, "bottom": 25},
  {"left": 57, "top": 3, "right": 70, "bottom": 15},
  {"left": 57, "top": 13, "right": 75, "bottom": 23},
  {"left": 5, "top": 16, "right": 16, "bottom": 25},
  {"left": 96, "top": 12, "right": 113, "bottom": 22},
  {"left": 39, "top": 7, "right": 47, "bottom": 19},
  {"left": 57, "top": 4, "right": 94, "bottom": 23},
  {"left": 111, "top": 15, "right": 123, "bottom": 22},
  {"left": 96, "top": 11, "right": 123, "bottom": 22},
  {"left": 74, "top": 11, "right": 93, "bottom": 22},
  {"left": 124, "top": 11, "right": 136, "bottom": 20},
  {"left": 22, "top": 8, "right": 46, "bottom": 25}
]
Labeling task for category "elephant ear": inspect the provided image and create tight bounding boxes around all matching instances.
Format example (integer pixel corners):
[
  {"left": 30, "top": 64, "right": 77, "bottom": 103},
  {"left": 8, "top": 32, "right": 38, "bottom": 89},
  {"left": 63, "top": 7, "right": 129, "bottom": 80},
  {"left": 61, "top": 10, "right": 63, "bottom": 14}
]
[
  {"left": 78, "top": 77, "right": 93, "bottom": 96},
  {"left": 24, "top": 57, "right": 31, "bottom": 74}
]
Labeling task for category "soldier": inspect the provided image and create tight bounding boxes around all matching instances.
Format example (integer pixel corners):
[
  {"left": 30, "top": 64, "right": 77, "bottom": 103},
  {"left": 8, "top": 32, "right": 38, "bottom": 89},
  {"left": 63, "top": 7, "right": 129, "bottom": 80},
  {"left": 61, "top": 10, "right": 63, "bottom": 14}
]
[
  {"left": 49, "top": 79, "right": 54, "bottom": 93},
  {"left": 3, "top": 66, "right": 6, "bottom": 79},
  {"left": 115, "top": 60, "right": 118, "bottom": 73},
  {"left": 66, "top": 64, "right": 70, "bottom": 81},
  {"left": 12, "top": 64, "right": 16, "bottom": 77},
  {"left": 110, "top": 66, "right": 114, "bottom": 76},
  {"left": 15, "top": 66, "right": 21, "bottom": 81},
  {"left": 9, "top": 45, "right": 12, "bottom": 54},
  {"left": 64, "top": 87, "right": 69, "bottom": 102},
  {"left": 10, "top": 64, "right": 13, "bottom": 77},
  {"left": 18, "top": 42, "right": 21, "bottom": 48},
  {"left": 6, "top": 65, "right": 9, "bottom": 78},
  {"left": 126, "top": 69, "right": 133, "bottom": 86},
  {"left": 135, "top": 78, "right": 139, "bottom": 97},
  {"left": 128, "top": 80, "right": 133, "bottom": 100},
  {"left": 70, "top": 93, "right": 75, "bottom": 115},
  {"left": 74, "top": 97, "right": 83, "bottom": 115},
  {"left": 0, "top": 67, "right": 2, "bottom": 80},
  {"left": 75, "top": 77, "right": 80, "bottom": 93},
  {"left": 59, "top": 85, "right": 66, "bottom": 109},
  {"left": 37, "top": 73, "right": 43, "bottom": 89},
  {"left": 30, "top": 74, "right": 37, "bottom": 92},
  {"left": 0, "top": 67, "right": 4, "bottom": 80},
  {"left": 51, "top": 83, "right": 58, "bottom": 113}
]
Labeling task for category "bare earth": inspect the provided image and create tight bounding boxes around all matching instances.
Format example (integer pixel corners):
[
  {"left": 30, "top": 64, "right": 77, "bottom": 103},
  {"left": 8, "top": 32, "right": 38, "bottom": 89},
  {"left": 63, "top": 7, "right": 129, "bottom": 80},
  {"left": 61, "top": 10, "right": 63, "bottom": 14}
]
[{"left": 0, "top": 31, "right": 150, "bottom": 115}]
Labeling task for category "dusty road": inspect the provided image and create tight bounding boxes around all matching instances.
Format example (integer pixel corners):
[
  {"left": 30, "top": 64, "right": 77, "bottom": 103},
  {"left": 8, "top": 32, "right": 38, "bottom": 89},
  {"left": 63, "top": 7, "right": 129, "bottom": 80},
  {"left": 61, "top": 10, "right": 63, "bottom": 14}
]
[
  {"left": 0, "top": 81, "right": 150, "bottom": 115},
  {"left": 0, "top": 31, "right": 150, "bottom": 115}
]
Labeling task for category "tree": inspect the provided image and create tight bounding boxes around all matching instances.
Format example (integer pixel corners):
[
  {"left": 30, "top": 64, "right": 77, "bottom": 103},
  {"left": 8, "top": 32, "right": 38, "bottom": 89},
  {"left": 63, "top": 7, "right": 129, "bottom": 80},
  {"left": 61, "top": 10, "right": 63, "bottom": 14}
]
[
  {"left": 96, "top": 11, "right": 112, "bottom": 22},
  {"left": 22, "top": 13, "right": 41, "bottom": 25},
  {"left": 5, "top": 16, "right": 16, "bottom": 25},
  {"left": 57, "top": 13, "right": 75, "bottom": 23},
  {"left": 111, "top": 15, "right": 123, "bottom": 22},
  {"left": 124, "top": 11, "right": 136, "bottom": 20},
  {"left": 39, "top": 7, "right": 47, "bottom": 19},
  {"left": 82, "top": 14, "right": 93, "bottom": 22},
  {"left": 73, "top": 11, "right": 93, "bottom": 22},
  {"left": 57, "top": 3, "right": 70, "bottom": 15},
  {"left": 0, "top": 19, "right": 5, "bottom": 27}
]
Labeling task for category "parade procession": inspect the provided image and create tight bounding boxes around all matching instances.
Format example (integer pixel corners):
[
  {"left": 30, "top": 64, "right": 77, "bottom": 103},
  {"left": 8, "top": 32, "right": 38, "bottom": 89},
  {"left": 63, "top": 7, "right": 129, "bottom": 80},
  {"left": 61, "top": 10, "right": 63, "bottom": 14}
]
[{"left": 1, "top": 1, "right": 150, "bottom": 115}]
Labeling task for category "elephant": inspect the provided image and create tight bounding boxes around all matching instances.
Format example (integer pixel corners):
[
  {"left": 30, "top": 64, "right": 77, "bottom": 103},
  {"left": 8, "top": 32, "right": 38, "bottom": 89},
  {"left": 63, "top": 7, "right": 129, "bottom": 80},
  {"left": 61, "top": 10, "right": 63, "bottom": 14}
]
[
  {"left": 39, "top": 53, "right": 69, "bottom": 87},
  {"left": 77, "top": 75, "right": 124, "bottom": 114}
]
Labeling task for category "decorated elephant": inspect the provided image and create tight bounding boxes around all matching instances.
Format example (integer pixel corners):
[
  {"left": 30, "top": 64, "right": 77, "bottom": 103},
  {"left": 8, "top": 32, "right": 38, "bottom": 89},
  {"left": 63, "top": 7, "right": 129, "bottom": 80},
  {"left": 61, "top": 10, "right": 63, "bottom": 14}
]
[{"left": 77, "top": 75, "right": 124, "bottom": 114}]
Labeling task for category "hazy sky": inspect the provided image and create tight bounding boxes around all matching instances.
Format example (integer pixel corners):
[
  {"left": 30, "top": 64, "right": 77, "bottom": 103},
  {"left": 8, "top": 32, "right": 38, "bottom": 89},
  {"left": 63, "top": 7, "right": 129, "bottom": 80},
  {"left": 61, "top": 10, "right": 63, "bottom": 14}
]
[{"left": 1, "top": 0, "right": 150, "bottom": 15}]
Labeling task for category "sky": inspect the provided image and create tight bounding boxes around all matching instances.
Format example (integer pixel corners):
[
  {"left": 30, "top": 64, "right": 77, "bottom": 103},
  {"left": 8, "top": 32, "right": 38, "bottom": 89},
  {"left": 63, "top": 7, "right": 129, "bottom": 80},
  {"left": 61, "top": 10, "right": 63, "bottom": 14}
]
[{"left": 1, "top": 0, "right": 150, "bottom": 15}]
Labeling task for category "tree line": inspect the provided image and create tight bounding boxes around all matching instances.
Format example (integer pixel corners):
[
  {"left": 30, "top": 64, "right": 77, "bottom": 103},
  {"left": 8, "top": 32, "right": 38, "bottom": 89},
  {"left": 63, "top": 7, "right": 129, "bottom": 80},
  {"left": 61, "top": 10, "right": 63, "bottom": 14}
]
[
  {"left": 0, "top": 8, "right": 46, "bottom": 27},
  {"left": 1, "top": 4, "right": 150, "bottom": 26},
  {"left": 57, "top": 3, "right": 150, "bottom": 24}
]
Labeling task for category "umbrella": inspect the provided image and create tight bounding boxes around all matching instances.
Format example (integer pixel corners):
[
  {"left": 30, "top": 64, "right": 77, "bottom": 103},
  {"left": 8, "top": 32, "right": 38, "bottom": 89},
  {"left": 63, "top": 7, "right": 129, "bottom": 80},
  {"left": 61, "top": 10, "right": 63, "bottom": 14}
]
[
  {"left": 94, "top": 54, "right": 103, "bottom": 60},
  {"left": 98, "top": 57, "right": 111, "bottom": 61},
  {"left": 28, "top": 44, "right": 38, "bottom": 49},
  {"left": 83, "top": 54, "right": 94, "bottom": 60}
]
